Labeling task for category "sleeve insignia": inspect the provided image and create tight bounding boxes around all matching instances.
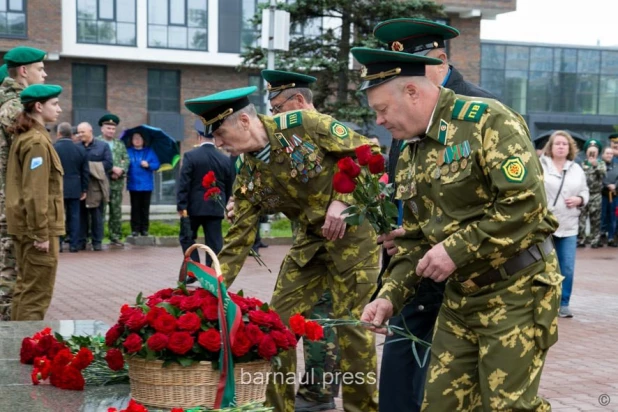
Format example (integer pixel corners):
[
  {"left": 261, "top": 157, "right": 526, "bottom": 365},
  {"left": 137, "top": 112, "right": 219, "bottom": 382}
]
[
  {"left": 30, "top": 157, "right": 43, "bottom": 170},
  {"left": 330, "top": 121, "right": 349, "bottom": 139},
  {"left": 452, "top": 99, "right": 488, "bottom": 123},
  {"left": 274, "top": 111, "right": 303, "bottom": 130},
  {"left": 501, "top": 156, "right": 527, "bottom": 183}
]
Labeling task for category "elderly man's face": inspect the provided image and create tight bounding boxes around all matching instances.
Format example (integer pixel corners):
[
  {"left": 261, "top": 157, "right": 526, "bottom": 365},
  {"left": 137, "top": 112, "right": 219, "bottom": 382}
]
[
  {"left": 367, "top": 80, "right": 424, "bottom": 140},
  {"left": 213, "top": 118, "right": 251, "bottom": 156},
  {"left": 77, "top": 124, "right": 93, "bottom": 144}
]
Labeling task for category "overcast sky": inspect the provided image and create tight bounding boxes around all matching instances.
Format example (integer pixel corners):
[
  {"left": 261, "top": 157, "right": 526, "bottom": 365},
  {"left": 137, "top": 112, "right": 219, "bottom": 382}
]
[{"left": 481, "top": 0, "right": 618, "bottom": 47}]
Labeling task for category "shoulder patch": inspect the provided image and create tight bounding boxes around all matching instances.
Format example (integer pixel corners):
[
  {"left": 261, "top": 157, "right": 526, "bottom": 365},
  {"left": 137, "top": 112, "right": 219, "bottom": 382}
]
[
  {"left": 235, "top": 154, "right": 244, "bottom": 173},
  {"left": 452, "top": 100, "right": 488, "bottom": 123},
  {"left": 437, "top": 119, "right": 449, "bottom": 145},
  {"left": 330, "top": 121, "right": 349, "bottom": 139},
  {"left": 274, "top": 111, "right": 303, "bottom": 130},
  {"left": 30, "top": 156, "right": 43, "bottom": 170},
  {"left": 501, "top": 156, "right": 527, "bottom": 183}
]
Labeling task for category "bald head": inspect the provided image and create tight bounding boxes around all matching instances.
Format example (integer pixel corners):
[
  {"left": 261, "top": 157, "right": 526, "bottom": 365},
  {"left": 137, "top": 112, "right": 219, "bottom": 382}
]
[{"left": 77, "top": 122, "right": 94, "bottom": 145}]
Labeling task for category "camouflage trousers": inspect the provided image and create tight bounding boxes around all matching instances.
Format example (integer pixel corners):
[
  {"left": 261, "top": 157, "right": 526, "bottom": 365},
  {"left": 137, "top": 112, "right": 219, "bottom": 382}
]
[
  {"left": 422, "top": 251, "right": 562, "bottom": 412},
  {"left": 106, "top": 186, "right": 124, "bottom": 240},
  {"left": 267, "top": 249, "right": 379, "bottom": 412},
  {"left": 0, "top": 191, "right": 17, "bottom": 321},
  {"left": 296, "top": 289, "right": 341, "bottom": 403},
  {"left": 578, "top": 193, "right": 602, "bottom": 246}
]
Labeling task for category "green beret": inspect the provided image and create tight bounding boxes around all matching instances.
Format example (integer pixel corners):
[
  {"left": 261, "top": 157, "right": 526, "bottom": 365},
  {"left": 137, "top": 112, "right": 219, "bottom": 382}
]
[
  {"left": 261, "top": 70, "right": 317, "bottom": 100},
  {"left": 374, "top": 18, "right": 459, "bottom": 55},
  {"left": 0, "top": 64, "right": 8, "bottom": 84},
  {"left": 608, "top": 132, "right": 618, "bottom": 142},
  {"left": 4, "top": 46, "right": 47, "bottom": 68},
  {"left": 20, "top": 84, "right": 63, "bottom": 104},
  {"left": 184, "top": 86, "right": 257, "bottom": 135},
  {"left": 583, "top": 139, "right": 603, "bottom": 153},
  {"left": 98, "top": 114, "right": 120, "bottom": 126},
  {"left": 351, "top": 47, "right": 442, "bottom": 91}
]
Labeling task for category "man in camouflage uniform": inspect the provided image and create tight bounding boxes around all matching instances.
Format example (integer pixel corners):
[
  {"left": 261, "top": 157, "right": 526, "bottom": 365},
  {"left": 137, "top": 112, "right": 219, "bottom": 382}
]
[
  {"left": 353, "top": 47, "right": 562, "bottom": 411},
  {"left": 0, "top": 46, "right": 47, "bottom": 321},
  {"left": 262, "top": 69, "right": 340, "bottom": 412},
  {"left": 185, "top": 87, "right": 380, "bottom": 412},
  {"left": 577, "top": 139, "right": 606, "bottom": 248},
  {"left": 97, "top": 114, "right": 128, "bottom": 245}
]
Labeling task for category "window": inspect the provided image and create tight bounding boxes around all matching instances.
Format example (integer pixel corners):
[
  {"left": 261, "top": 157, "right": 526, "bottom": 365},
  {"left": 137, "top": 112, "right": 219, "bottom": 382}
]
[
  {"left": 599, "top": 75, "right": 618, "bottom": 115},
  {"left": 248, "top": 75, "right": 266, "bottom": 114},
  {"left": 148, "top": 0, "right": 208, "bottom": 50},
  {"left": 530, "top": 47, "right": 553, "bottom": 72},
  {"left": 480, "top": 69, "right": 504, "bottom": 100},
  {"left": 505, "top": 46, "right": 529, "bottom": 70},
  {"left": 72, "top": 64, "right": 107, "bottom": 109},
  {"left": 577, "top": 50, "right": 600, "bottom": 74},
  {"left": 148, "top": 69, "right": 180, "bottom": 112},
  {"left": 77, "top": 0, "right": 136, "bottom": 45},
  {"left": 528, "top": 71, "right": 552, "bottom": 112},
  {"left": 575, "top": 74, "right": 599, "bottom": 114},
  {"left": 0, "top": 0, "right": 26, "bottom": 38},
  {"left": 505, "top": 70, "right": 528, "bottom": 114},
  {"left": 481, "top": 44, "right": 505, "bottom": 70},
  {"left": 219, "top": 0, "right": 267, "bottom": 53}
]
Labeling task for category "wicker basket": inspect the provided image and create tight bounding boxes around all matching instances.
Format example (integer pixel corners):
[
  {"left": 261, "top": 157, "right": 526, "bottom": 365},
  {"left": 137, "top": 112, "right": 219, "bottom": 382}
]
[{"left": 129, "top": 244, "right": 272, "bottom": 409}]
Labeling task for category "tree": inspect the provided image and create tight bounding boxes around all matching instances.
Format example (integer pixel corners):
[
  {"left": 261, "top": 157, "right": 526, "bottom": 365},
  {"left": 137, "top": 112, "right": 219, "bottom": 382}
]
[{"left": 240, "top": 0, "right": 443, "bottom": 125}]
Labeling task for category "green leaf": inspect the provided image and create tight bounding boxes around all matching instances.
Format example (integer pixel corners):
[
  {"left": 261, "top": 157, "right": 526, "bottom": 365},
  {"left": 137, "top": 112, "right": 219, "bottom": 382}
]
[
  {"left": 260, "top": 302, "right": 270, "bottom": 312},
  {"left": 135, "top": 292, "right": 143, "bottom": 305},
  {"left": 237, "top": 289, "right": 244, "bottom": 297},
  {"left": 156, "top": 302, "right": 180, "bottom": 317},
  {"left": 342, "top": 205, "right": 360, "bottom": 215},
  {"left": 54, "top": 332, "right": 65, "bottom": 343},
  {"left": 177, "top": 357, "right": 193, "bottom": 367},
  {"left": 344, "top": 214, "right": 362, "bottom": 226}
]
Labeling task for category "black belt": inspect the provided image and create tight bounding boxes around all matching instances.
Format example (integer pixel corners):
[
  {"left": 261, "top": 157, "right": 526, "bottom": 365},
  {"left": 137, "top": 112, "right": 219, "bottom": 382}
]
[{"left": 462, "top": 236, "right": 554, "bottom": 289}]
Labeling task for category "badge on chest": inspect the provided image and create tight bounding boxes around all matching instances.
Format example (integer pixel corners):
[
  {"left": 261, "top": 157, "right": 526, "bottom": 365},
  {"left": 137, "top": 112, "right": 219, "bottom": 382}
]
[{"left": 273, "top": 133, "right": 323, "bottom": 183}]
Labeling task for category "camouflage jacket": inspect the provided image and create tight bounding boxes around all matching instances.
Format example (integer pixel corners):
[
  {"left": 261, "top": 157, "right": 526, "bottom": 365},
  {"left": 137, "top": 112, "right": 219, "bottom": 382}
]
[
  {"left": 0, "top": 77, "right": 24, "bottom": 188},
  {"left": 379, "top": 87, "right": 560, "bottom": 312},
  {"left": 581, "top": 159, "right": 606, "bottom": 195},
  {"left": 97, "top": 135, "right": 129, "bottom": 189},
  {"left": 218, "top": 111, "right": 380, "bottom": 287}
]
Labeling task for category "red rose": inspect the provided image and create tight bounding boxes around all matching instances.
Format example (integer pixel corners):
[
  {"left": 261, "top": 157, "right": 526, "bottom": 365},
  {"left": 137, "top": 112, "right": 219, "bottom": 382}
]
[
  {"left": 20, "top": 338, "right": 37, "bottom": 364},
  {"left": 368, "top": 153, "right": 385, "bottom": 174},
  {"left": 230, "top": 293, "right": 249, "bottom": 313},
  {"left": 265, "top": 311, "right": 286, "bottom": 330},
  {"left": 289, "top": 314, "right": 306, "bottom": 336},
  {"left": 337, "top": 157, "right": 361, "bottom": 178},
  {"left": 198, "top": 329, "right": 221, "bottom": 352},
  {"left": 270, "top": 330, "right": 290, "bottom": 350},
  {"left": 153, "top": 312, "right": 177, "bottom": 334},
  {"left": 118, "top": 305, "right": 139, "bottom": 325},
  {"left": 232, "top": 329, "right": 252, "bottom": 357},
  {"left": 150, "top": 288, "right": 174, "bottom": 300},
  {"left": 167, "top": 332, "right": 194, "bottom": 355},
  {"left": 177, "top": 312, "right": 202, "bottom": 333},
  {"left": 257, "top": 334, "right": 278, "bottom": 360},
  {"left": 147, "top": 332, "right": 169, "bottom": 351},
  {"left": 105, "top": 324, "right": 124, "bottom": 347},
  {"left": 123, "top": 333, "right": 143, "bottom": 354},
  {"left": 332, "top": 172, "right": 356, "bottom": 194},
  {"left": 35, "top": 334, "right": 56, "bottom": 357},
  {"left": 245, "top": 297, "right": 264, "bottom": 309},
  {"left": 72, "top": 348, "right": 94, "bottom": 370},
  {"left": 168, "top": 295, "right": 186, "bottom": 308},
  {"left": 179, "top": 294, "right": 202, "bottom": 312},
  {"left": 202, "top": 171, "right": 216, "bottom": 189},
  {"left": 146, "top": 306, "right": 164, "bottom": 327},
  {"left": 204, "top": 187, "right": 222, "bottom": 201},
  {"left": 126, "top": 311, "right": 148, "bottom": 332},
  {"left": 248, "top": 310, "right": 271, "bottom": 327},
  {"left": 201, "top": 302, "right": 219, "bottom": 322},
  {"left": 105, "top": 349, "right": 124, "bottom": 371},
  {"left": 244, "top": 323, "right": 265, "bottom": 345},
  {"left": 355, "top": 144, "right": 373, "bottom": 165},
  {"left": 305, "top": 321, "right": 324, "bottom": 341}
]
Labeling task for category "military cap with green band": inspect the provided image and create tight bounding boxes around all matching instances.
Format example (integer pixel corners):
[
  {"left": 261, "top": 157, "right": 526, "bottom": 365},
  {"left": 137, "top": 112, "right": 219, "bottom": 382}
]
[
  {"left": 261, "top": 69, "right": 317, "bottom": 100},
  {"left": 373, "top": 18, "right": 459, "bottom": 55},
  {"left": 20, "top": 84, "right": 62, "bottom": 104},
  {"left": 98, "top": 114, "right": 120, "bottom": 126},
  {"left": 184, "top": 86, "right": 257, "bottom": 135},
  {"left": 351, "top": 47, "right": 442, "bottom": 91},
  {"left": 609, "top": 132, "right": 618, "bottom": 142},
  {"left": 0, "top": 64, "right": 7, "bottom": 84},
  {"left": 4, "top": 46, "right": 47, "bottom": 68},
  {"left": 583, "top": 138, "right": 603, "bottom": 153}
]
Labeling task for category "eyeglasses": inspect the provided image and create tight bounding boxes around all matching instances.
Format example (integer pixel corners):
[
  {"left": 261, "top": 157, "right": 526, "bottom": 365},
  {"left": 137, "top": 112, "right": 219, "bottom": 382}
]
[{"left": 270, "top": 94, "right": 297, "bottom": 115}]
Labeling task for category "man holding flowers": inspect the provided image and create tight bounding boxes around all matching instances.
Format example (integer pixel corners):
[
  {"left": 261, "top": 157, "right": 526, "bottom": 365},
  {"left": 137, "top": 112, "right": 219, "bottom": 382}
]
[{"left": 184, "top": 86, "right": 381, "bottom": 412}]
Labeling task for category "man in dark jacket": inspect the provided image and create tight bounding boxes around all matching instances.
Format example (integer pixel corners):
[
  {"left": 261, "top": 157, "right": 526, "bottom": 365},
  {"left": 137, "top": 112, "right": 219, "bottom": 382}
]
[
  {"left": 54, "top": 122, "right": 89, "bottom": 252},
  {"left": 372, "top": 18, "right": 498, "bottom": 412},
  {"left": 77, "top": 122, "right": 112, "bottom": 251},
  {"left": 177, "top": 120, "right": 233, "bottom": 266}
]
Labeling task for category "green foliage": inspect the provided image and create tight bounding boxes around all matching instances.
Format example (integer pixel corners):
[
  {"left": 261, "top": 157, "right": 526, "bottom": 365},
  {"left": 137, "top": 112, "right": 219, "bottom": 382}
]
[{"left": 239, "top": 0, "right": 443, "bottom": 125}]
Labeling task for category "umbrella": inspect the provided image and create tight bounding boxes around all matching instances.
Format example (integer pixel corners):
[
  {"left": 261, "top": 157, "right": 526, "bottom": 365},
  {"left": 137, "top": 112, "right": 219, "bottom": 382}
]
[
  {"left": 533, "top": 130, "right": 588, "bottom": 151},
  {"left": 120, "top": 124, "right": 180, "bottom": 171}
]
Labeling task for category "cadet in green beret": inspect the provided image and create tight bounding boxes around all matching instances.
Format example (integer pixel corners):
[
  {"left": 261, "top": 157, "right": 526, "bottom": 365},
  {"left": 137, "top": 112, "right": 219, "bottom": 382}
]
[
  {"left": 4, "top": 84, "right": 64, "bottom": 321},
  {"left": 186, "top": 86, "right": 380, "bottom": 412},
  {"left": 353, "top": 47, "right": 561, "bottom": 411},
  {"left": 96, "top": 113, "right": 128, "bottom": 246},
  {"left": 0, "top": 46, "right": 48, "bottom": 321},
  {"left": 578, "top": 139, "right": 606, "bottom": 249}
]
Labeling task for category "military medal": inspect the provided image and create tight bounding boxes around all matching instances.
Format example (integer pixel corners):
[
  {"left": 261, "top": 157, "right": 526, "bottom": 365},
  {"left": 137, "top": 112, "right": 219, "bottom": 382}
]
[
  {"left": 290, "top": 169, "right": 298, "bottom": 178},
  {"left": 450, "top": 160, "right": 459, "bottom": 173},
  {"left": 460, "top": 158, "right": 468, "bottom": 170},
  {"left": 433, "top": 167, "right": 441, "bottom": 180},
  {"left": 441, "top": 164, "right": 449, "bottom": 176},
  {"left": 241, "top": 185, "right": 247, "bottom": 194},
  {"left": 437, "top": 149, "right": 445, "bottom": 166},
  {"left": 248, "top": 180, "right": 255, "bottom": 191}
]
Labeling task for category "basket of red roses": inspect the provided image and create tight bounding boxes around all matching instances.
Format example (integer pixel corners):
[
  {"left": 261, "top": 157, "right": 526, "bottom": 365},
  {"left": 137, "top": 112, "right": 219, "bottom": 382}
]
[{"left": 105, "top": 244, "right": 321, "bottom": 409}]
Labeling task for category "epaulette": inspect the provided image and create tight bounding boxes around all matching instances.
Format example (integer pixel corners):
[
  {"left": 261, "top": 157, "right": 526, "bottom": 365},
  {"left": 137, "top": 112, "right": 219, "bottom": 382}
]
[
  {"left": 451, "top": 100, "right": 488, "bottom": 123},
  {"left": 274, "top": 110, "right": 303, "bottom": 130}
]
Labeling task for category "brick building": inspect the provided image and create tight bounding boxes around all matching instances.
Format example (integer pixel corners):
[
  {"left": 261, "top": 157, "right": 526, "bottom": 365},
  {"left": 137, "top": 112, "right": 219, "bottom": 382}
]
[{"left": 0, "top": 0, "right": 515, "bottom": 204}]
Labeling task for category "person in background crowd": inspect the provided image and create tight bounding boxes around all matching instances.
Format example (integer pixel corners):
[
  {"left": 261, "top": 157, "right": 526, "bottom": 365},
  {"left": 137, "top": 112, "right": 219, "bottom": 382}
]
[
  {"left": 540, "top": 131, "right": 589, "bottom": 318},
  {"left": 5, "top": 84, "right": 64, "bottom": 320},
  {"left": 53, "top": 122, "right": 88, "bottom": 253},
  {"left": 577, "top": 139, "right": 606, "bottom": 248},
  {"left": 71, "top": 126, "right": 80, "bottom": 143},
  {"left": 601, "top": 146, "right": 618, "bottom": 247},
  {"left": 126, "top": 132, "right": 160, "bottom": 237}
]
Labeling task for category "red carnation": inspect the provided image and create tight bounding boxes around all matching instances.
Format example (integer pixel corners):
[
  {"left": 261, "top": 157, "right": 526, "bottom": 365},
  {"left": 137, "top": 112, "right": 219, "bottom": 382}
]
[
  {"left": 123, "top": 333, "right": 143, "bottom": 354},
  {"left": 126, "top": 311, "right": 148, "bottom": 332},
  {"left": 35, "top": 334, "right": 55, "bottom": 357},
  {"left": 20, "top": 338, "right": 37, "bottom": 364},
  {"left": 47, "top": 341, "right": 68, "bottom": 360},
  {"left": 34, "top": 356, "right": 51, "bottom": 380},
  {"left": 270, "top": 330, "right": 290, "bottom": 350},
  {"left": 368, "top": 153, "right": 385, "bottom": 174},
  {"left": 257, "top": 334, "right": 278, "bottom": 360},
  {"left": 265, "top": 311, "right": 286, "bottom": 330},
  {"left": 245, "top": 323, "right": 265, "bottom": 346},
  {"left": 105, "top": 348, "right": 124, "bottom": 371},
  {"left": 204, "top": 187, "right": 222, "bottom": 201},
  {"left": 202, "top": 171, "right": 216, "bottom": 188},
  {"left": 198, "top": 329, "right": 222, "bottom": 352},
  {"left": 332, "top": 172, "right": 356, "bottom": 194},
  {"left": 72, "top": 347, "right": 94, "bottom": 371},
  {"left": 105, "top": 324, "right": 124, "bottom": 347},
  {"left": 284, "top": 329, "right": 298, "bottom": 347},
  {"left": 125, "top": 399, "right": 149, "bottom": 412},
  {"left": 167, "top": 332, "right": 194, "bottom": 355},
  {"left": 289, "top": 314, "right": 306, "bottom": 336},
  {"left": 153, "top": 312, "right": 177, "bottom": 334},
  {"left": 305, "top": 321, "right": 324, "bottom": 341},
  {"left": 232, "top": 329, "right": 252, "bottom": 357},
  {"left": 147, "top": 333, "right": 169, "bottom": 351},
  {"left": 337, "top": 157, "right": 361, "bottom": 178},
  {"left": 31, "top": 368, "right": 41, "bottom": 385},
  {"left": 355, "top": 144, "right": 373, "bottom": 165}
]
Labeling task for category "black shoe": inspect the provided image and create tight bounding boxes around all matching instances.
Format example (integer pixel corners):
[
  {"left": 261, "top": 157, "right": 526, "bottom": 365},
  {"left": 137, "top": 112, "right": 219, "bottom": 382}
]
[
  {"left": 110, "top": 239, "right": 124, "bottom": 247},
  {"left": 591, "top": 243, "right": 600, "bottom": 249},
  {"left": 78, "top": 244, "right": 86, "bottom": 251},
  {"left": 251, "top": 245, "right": 260, "bottom": 255},
  {"left": 294, "top": 396, "right": 336, "bottom": 412},
  {"left": 69, "top": 247, "right": 79, "bottom": 253},
  {"left": 185, "top": 277, "right": 198, "bottom": 285},
  {"left": 140, "top": 231, "right": 149, "bottom": 236},
  {"left": 576, "top": 242, "right": 586, "bottom": 248},
  {"left": 608, "top": 239, "right": 617, "bottom": 247},
  {"left": 131, "top": 232, "right": 138, "bottom": 237},
  {"left": 256, "top": 241, "right": 269, "bottom": 249},
  {"left": 93, "top": 244, "right": 103, "bottom": 251}
]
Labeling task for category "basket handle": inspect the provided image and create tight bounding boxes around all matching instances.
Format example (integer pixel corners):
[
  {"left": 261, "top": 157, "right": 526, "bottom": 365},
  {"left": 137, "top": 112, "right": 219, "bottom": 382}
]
[{"left": 183, "top": 243, "right": 222, "bottom": 276}]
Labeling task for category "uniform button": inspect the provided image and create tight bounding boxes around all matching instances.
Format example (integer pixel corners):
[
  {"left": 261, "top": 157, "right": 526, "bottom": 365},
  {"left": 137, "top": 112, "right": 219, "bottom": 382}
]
[{"left": 418, "top": 305, "right": 425, "bottom": 311}]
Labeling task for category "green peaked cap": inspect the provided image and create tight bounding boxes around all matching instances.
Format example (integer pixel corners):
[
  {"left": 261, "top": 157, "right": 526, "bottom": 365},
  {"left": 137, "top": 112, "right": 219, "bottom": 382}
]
[
  {"left": 184, "top": 86, "right": 257, "bottom": 134},
  {"left": 20, "top": 84, "right": 63, "bottom": 104},
  {"left": 583, "top": 139, "right": 603, "bottom": 153},
  {"left": 4, "top": 46, "right": 47, "bottom": 68},
  {"left": 374, "top": 18, "right": 459, "bottom": 55},
  {"left": 351, "top": 47, "right": 442, "bottom": 91},
  {"left": 98, "top": 114, "right": 120, "bottom": 126},
  {"left": 261, "top": 69, "right": 317, "bottom": 99},
  {"left": 608, "top": 132, "right": 618, "bottom": 142}
]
